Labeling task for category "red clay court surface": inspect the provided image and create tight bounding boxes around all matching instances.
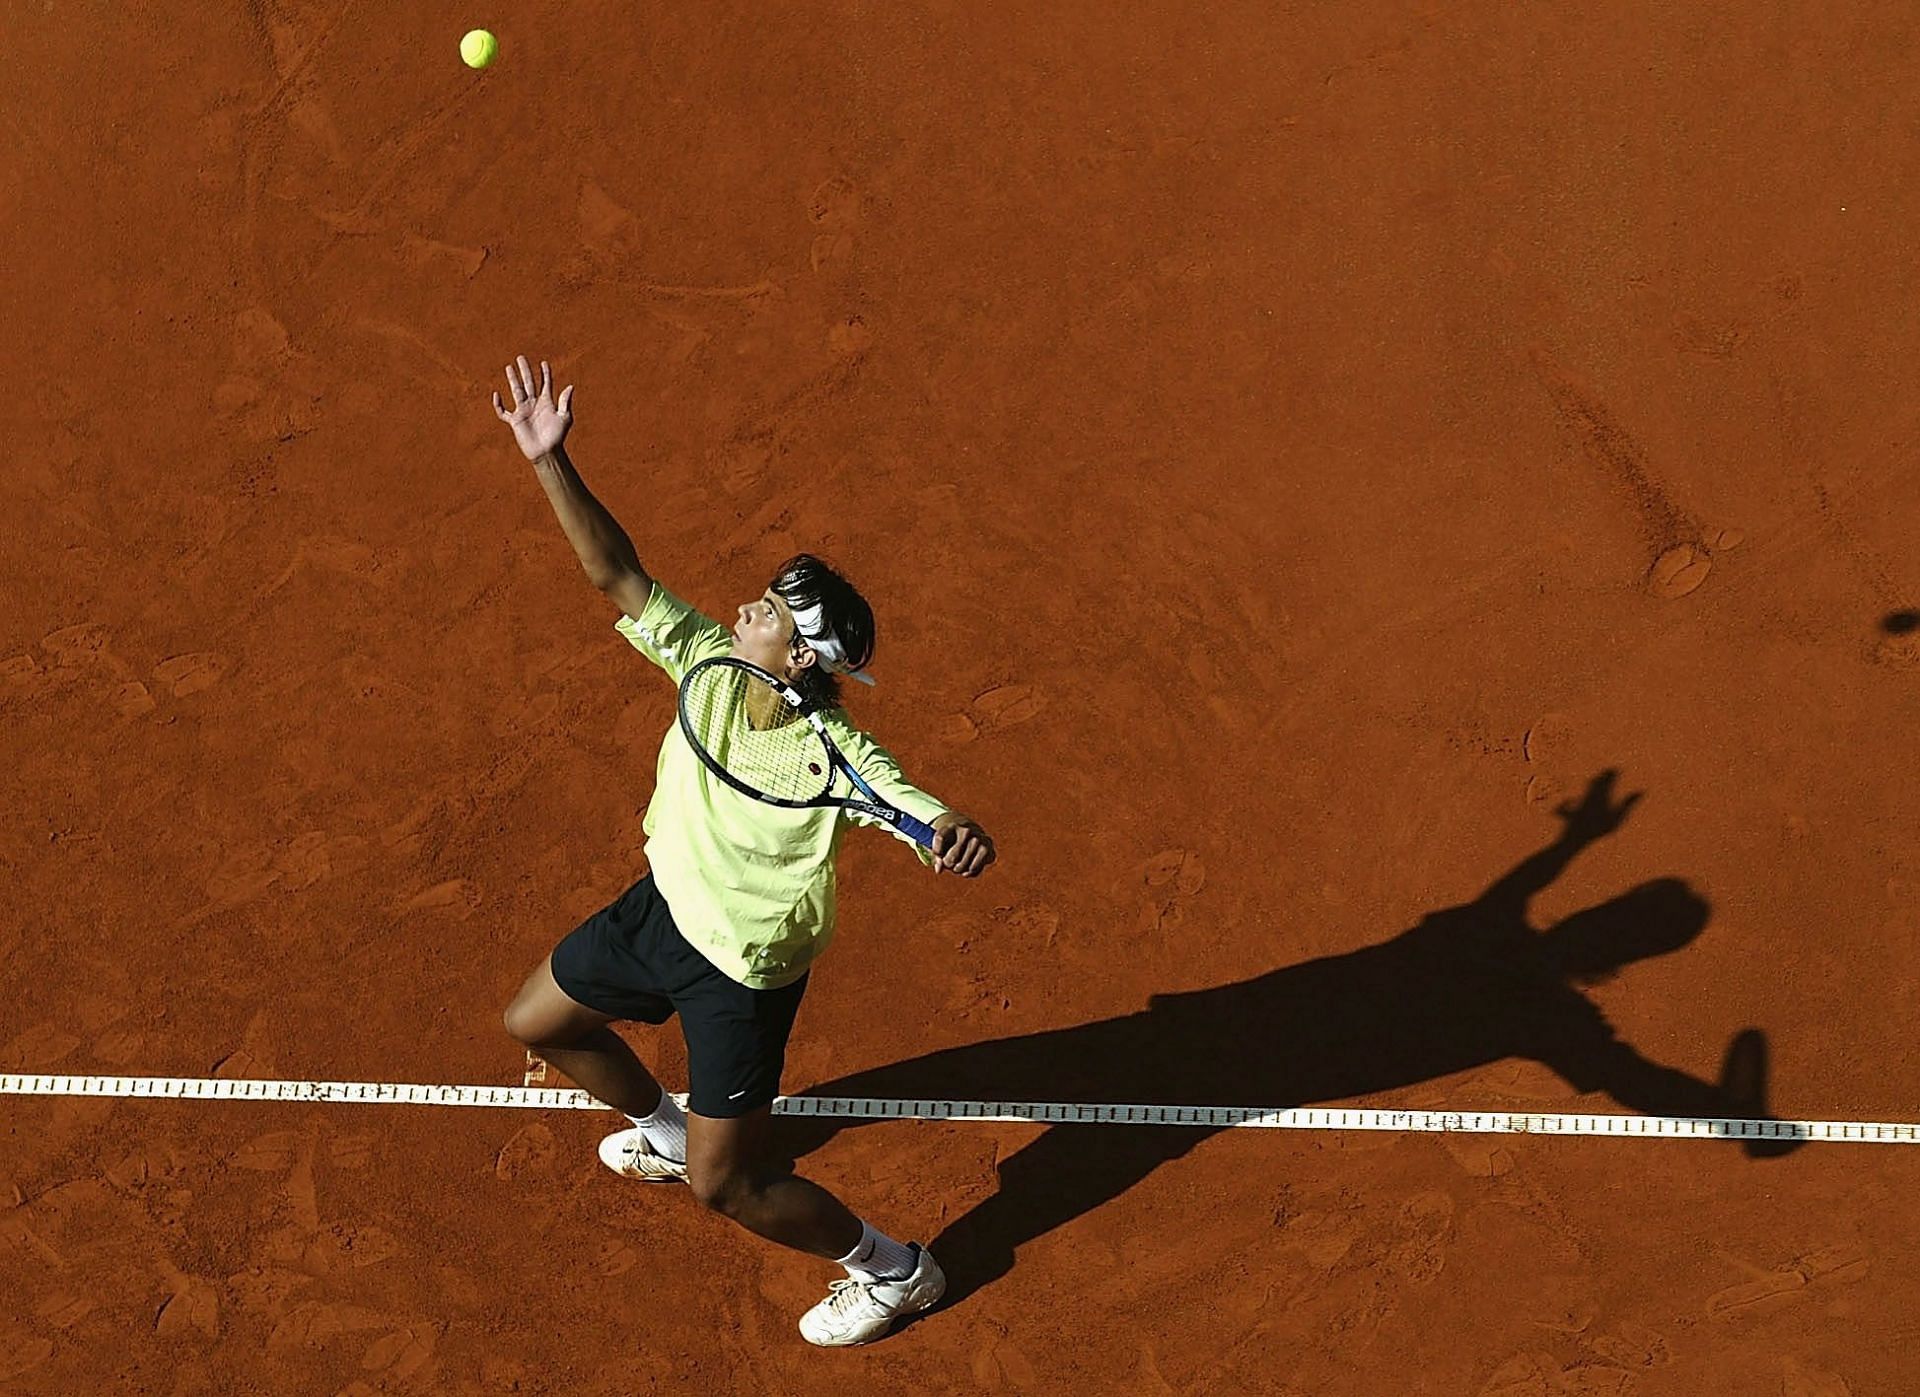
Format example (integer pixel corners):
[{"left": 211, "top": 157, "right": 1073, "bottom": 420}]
[{"left": 4, "top": 3, "right": 1919, "bottom": 1392}]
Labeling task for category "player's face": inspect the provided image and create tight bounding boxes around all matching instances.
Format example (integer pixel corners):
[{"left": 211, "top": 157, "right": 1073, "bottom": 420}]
[{"left": 731, "top": 590, "right": 814, "bottom": 680}]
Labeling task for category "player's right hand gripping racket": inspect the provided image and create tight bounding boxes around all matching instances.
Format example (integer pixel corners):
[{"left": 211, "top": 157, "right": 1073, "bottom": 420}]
[{"left": 676, "top": 656, "right": 937, "bottom": 848}]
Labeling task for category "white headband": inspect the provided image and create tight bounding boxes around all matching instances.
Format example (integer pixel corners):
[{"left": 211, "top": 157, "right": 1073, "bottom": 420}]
[{"left": 787, "top": 598, "right": 876, "bottom": 686}]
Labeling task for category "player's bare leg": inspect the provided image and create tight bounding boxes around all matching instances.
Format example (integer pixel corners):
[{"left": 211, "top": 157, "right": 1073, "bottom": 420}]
[
  {"left": 687, "top": 1108, "right": 945, "bottom": 1345},
  {"left": 685, "top": 1105, "right": 863, "bottom": 1255},
  {"left": 502, "top": 955, "right": 666, "bottom": 1119}
]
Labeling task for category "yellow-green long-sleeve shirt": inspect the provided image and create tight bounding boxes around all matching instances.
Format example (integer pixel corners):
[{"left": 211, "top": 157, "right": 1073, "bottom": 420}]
[{"left": 615, "top": 582, "right": 949, "bottom": 989}]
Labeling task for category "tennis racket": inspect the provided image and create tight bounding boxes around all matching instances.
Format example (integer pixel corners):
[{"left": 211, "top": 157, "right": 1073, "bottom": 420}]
[{"left": 676, "top": 656, "right": 938, "bottom": 848}]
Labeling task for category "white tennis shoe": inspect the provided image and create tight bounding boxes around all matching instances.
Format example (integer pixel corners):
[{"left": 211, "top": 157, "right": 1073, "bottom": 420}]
[
  {"left": 596, "top": 1126, "right": 688, "bottom": 1183},
  {"left": 798, "top": 1244, "right": 946, "bottom": 1347}
]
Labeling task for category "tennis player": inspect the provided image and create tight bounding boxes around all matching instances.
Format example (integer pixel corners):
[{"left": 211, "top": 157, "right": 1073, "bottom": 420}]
[{"left": 493, "top": 357, "right": 995, "bottom": 1346}]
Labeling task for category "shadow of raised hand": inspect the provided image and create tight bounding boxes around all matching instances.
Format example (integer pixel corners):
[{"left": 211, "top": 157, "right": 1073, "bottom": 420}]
[
  {"left": 1553, "top": 767, "right": 1642, "bottom": 840},
  {"left": 779, "top": 768, "right": 1798, "bottom": 1308}
]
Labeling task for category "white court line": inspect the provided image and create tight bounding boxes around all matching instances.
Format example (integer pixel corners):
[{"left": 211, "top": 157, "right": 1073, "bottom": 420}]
[{"left": 1, "top": 1073, "right": 1914, "bottom": 1144}]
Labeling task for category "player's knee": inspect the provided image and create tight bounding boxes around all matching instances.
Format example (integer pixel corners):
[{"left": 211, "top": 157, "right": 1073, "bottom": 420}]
[
  {"left": 686, "top": 1160, "right": 755, "bottom": 1217},
  {"left": 501, "top": 998, "right": 538, "bottom": 1045},
  {"left": 502, "top": 996, "right": 573, "bottom": 1048}
]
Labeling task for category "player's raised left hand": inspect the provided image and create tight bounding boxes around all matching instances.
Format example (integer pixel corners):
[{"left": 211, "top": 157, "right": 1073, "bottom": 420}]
[
  {"left": 494, "top": 354, "right": 574, "bottom": 462},
  {"left": 930, "top": 813, "right": 995, "bottom": 877}
]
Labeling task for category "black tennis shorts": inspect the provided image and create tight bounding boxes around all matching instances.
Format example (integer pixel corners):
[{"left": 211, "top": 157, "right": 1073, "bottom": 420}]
[{"left": 550, "top": 873, "right": 808, "bottom": 1118}]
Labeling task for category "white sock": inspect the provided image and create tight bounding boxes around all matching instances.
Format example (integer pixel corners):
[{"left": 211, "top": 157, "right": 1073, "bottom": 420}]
[
  {"left": 836, "top": 1220, "right": 917, "bottom": 1283},
  {"left": 625, "top": 1090, "right": 687, "bottom": 1163}
]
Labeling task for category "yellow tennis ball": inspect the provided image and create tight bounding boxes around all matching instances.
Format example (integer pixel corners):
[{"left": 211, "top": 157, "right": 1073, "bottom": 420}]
[{"left": 460, "top": 29, "right": 498, "bottom": 70}]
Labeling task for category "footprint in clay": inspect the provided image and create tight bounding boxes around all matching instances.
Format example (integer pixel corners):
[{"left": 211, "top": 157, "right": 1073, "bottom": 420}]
[
  {"left": 1645, "top": 529, "right": 1741, "bottom": 600},
  {"left": 946, "top": 684, "right": 1045, "bottom": 742}
]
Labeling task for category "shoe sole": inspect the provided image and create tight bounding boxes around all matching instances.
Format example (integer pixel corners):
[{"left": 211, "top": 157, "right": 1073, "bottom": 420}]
[{"left": 610, "top": 1157, "right": 687, "bottom": 1183}]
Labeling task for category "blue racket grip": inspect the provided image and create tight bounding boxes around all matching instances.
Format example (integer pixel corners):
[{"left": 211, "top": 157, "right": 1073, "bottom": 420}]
[{"left": 896, "top": 812, "right": 937, "bottom": 849}]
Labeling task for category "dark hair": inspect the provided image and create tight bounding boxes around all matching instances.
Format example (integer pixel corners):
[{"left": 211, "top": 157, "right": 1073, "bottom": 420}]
[{"left": 769, "top": 552, "right": 875, "bottom": 709}]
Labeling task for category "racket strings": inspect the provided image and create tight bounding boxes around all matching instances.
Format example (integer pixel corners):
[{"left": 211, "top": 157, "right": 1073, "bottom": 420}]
[{"left": 680, "top": 663, "right": 833, "bottom": 803}]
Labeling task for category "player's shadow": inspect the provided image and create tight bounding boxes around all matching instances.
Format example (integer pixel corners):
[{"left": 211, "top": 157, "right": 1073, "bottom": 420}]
[{"left": 777, "top": 769, "right": 1799, "bottom": 1310}]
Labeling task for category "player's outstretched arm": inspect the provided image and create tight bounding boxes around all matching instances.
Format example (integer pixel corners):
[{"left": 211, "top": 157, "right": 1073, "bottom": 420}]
[
  {"left": 1476, "top": 769, "right": 1641, "bottom": 916},
  {"left": 494, "top": 354, "right": 651, "bottom": 605}
]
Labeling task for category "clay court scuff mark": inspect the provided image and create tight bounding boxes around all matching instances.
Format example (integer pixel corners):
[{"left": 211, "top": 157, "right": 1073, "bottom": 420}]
[
  {"left": 1766, "top": 364, "right": 1920, "bottom": 666},
  {"left": 1809, "top": 478, "right": 1913, "bottom": 614},
  {"left": 355, "top": 320, "right": 484, "bottom": 394},
  {"left": 698, "top": 354, "right": 868, "bottom": 507},
  {"left": 233, "top": 1, "right": 362, "bottom": 298},
  {"left": 396, "top": 231, "right": 490, "bottom": 279},
  {"left": 1667, "top": 313, "right": 1752, "bottom": 360},
  {"left": 4, "top": 1023, "right": 83, "bottom": 1070},
  {"left": 328, "top": 1132, "right": 374, "bottom": 1170},
  {"left": 808, "top": 174, "right": 860, "bottom": 225},
  {"left": 1705, "top": 1244, "right": 1868, "bottom": 1321},
  {"left": 1479, "top": 1351, "right": 1634, "bottom": 1395},
  {"left": 351, "top": 92, "right": 482, "bottom": 221},
  {"left": 810, "top": 226, "right": 856, "bottom": 275},
  {"left": 1318, "top": 31, "right": 1422, "bottom": 92},
  {"left": 153, "top": 1273, "right": 221, "bottom": 1340},
  {"left": 1769, "top": 369, "right": 1909, "bottom": 610},
  {"left": 35, "top": 1289, "right": 94, "bottom": 1330},
  {"left": 1529, "top": 346, "right": 1717, "bottom": 599},
  {"left": 630, "top": 277, "right": 785, "bottom": 303},
  {"left": 242, "top": 0, "right": 361, "bottom": 115},
  {"left": 153, "top": 652, "right": 230, "bottom": 700},
  {"left": 560, "top": 181, "right": 783, "bottom": 304},
  {"left": 1134, "top": 847, "right": 1206, "bottom": 934},
  {"left": 1381, "top": 1190, "right": 1455, "bottom": 1285},
  {"left": 947, "top": 684, "right": 1046, "bottom": 743},
  {"left": 1587, "top": 1320, "right": 1672, "bottom": 1369},
  {"left": 236, "top": 1, "right": 481, "bottom": 308},
  {"left": 252, "top": 534, "right": 394, "bottom": 606},
  {"left": 1778, "top": 1359, "right": 1855, "bottom": 1396},
  {"left": 594, "top": 1238, "right": 641, "bottom": 1277},
  {"left": 0, "top": 1211, "right": 68, "bottom": 1270},
  {"left": 0, "top": 1333, "right": 55, "bottom": 1384},
  {"left": 973, "top": 1338, "right": 1041, "bottom": 1388},
  {"left": 495, "top": 1122, "right": 558, "bottom": 1181},
  {"left": 557, "top": 184, "right": 788, "bottom": 305}
]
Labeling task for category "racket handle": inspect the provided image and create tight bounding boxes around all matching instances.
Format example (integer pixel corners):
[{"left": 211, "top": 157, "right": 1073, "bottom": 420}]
[{"left": 895, "top": 813, "right": 937, "bottom": 849}]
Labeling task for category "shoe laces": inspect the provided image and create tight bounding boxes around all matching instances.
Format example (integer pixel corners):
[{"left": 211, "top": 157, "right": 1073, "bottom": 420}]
[
  {"left": 823, "top": 1278, "right": 880, "bottom": 1317},
  {"left": 622, "top": 1139, "right": 679, "bottom": 1171}
]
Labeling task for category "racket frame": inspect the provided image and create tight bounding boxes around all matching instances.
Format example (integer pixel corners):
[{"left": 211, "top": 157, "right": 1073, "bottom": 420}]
[{"left": 677, "top": 656, "right": 938, "bottom": 848}]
